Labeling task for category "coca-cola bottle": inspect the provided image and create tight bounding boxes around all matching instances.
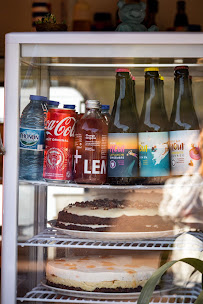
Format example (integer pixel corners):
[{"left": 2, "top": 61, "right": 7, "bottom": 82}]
[{"left": 74, "top": 100, "right": 108, "bottom": 184}]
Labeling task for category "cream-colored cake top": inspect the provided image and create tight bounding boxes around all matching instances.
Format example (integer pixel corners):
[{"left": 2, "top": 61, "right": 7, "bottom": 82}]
[{"left": 46, "top": 255, "right": 156, "bottom": 283}]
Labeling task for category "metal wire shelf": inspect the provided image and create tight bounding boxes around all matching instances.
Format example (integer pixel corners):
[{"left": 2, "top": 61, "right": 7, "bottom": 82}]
[
  {"left": 17, "top": 283, "right": 202, "bottom": 303},
  {"left": 18, "top": 228, "right": 203, "bottom": 251}
]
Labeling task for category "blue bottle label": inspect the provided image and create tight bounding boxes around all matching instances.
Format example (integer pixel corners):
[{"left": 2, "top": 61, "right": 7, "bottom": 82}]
[
  {"left": 139, "top": 132, "right": 170, "bottom": 177},
  {"left": 108, "top": 133, "right": 138, "bottom": 178},
  {"left": 20, "top": 127, "right": 45, "bottom": 151}
]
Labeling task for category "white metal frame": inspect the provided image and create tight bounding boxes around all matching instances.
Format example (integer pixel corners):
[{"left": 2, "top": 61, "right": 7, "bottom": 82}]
[{"left": 3, "top": 32, "right": 203, "bottom": 304}]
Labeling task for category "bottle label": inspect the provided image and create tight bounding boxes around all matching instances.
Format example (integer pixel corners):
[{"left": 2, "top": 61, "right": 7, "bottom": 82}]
[
  {"left": 170, "top": 130, "right": 201, "bottom": 175},
  {"left": 20, "top": 127, "right": 45, "bottom": 151},
  {"left": 74, "top": 132, "right": 108, "bottom": 181},
  {"left": 139, "top": 132, "right": 170, "bottom": 177},
  {"left": 108, "top": 133, "right": 138, "bottom": 178}
]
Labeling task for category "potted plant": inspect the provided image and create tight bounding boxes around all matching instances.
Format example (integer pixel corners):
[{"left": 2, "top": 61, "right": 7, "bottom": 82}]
[{"left": 35, "top": 13, "right": 67, "bottom": 32}]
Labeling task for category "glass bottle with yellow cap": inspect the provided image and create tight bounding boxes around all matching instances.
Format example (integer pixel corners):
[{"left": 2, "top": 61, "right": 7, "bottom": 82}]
[{"left": 138, "top": 68, "right": 170, "bottom": 184}]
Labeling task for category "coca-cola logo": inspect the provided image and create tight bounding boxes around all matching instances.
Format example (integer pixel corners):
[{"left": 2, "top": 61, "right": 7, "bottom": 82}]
[{"left": 46, "top": 117, "right": 76, "bottom": 137}]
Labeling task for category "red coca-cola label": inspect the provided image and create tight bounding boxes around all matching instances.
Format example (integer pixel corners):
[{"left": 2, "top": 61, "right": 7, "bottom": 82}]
[{"left": 43, "top": 109, "right": 76, "bottom": 181}]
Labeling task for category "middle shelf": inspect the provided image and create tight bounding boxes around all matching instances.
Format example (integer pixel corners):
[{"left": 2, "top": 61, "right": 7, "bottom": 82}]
[{"left": 18, "top": 228, "right": 203, "bottom": 251}]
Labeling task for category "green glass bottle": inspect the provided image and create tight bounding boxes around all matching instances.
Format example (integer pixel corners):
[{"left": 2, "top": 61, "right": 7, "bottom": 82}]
[
  {"left": 138, "top": 68, "right": 170, "bottom": 184},
  {"left": 108, "top": 69, "right": 139, "bottom": 185},
  {"left": 170, "top": 66, "right": 200, "bottom": 175}
]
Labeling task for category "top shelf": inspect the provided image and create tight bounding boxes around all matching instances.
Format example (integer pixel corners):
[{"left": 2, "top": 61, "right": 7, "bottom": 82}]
[{"left": 6, "top": 32, "right": 203, "bottom": 59}]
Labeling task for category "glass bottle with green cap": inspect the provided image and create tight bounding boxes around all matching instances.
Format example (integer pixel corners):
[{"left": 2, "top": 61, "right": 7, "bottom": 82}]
[
  {"left": 138, "top": 67, "right": 170, "bottom": 184},
  {"left": 108, "top": 68, "right": 139, "bottom": 185}
]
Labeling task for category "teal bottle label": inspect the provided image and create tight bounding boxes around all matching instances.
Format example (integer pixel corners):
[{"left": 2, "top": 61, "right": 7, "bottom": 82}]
[
  {"left": 108, "top": 133, "right": 138, "bottom": 178},
  {"left": 139, "top": 132, "right": 170, "bottom": 177},
  {"left": 20, "top": 127, "right": 45, "bottom": 151}
]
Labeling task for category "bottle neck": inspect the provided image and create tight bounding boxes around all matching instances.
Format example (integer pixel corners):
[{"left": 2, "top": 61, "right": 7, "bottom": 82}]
[
  {"left": 140, "top": 74, "right": 166, "bottom": 131},
  {"left": 110, "top": 72, "right": 137, "bottom": 132},
  {"left": 170, "top": 73, "right": 199, "bottom": 130},
  {"left": 84, "top": 107, "right": 102, "bottom": 119}
]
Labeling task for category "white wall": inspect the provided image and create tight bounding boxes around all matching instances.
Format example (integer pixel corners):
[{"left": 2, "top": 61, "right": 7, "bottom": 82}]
[{"left": 0, "top": 0, "right": 203, "bottom": 55}]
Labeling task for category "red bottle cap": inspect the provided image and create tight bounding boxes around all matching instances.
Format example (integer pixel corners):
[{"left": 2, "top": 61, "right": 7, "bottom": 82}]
[
  {"left": 174, "top": 66, "right": 189, "bottom": 71},
  {"left": 116, "top": 68, "right": 130, "bottom": 73},
  {"left": 132, "top": 76, "right": 136, "bottom": 81}
]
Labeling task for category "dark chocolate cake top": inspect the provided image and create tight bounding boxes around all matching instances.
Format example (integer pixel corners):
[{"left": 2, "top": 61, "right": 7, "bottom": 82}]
[{"left": 67, "top": 199, "right": 158, "bottom": 210}]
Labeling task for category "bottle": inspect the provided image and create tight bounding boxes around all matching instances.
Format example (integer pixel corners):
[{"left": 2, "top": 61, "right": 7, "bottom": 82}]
[
  {"left": 74, "top": 100, "right": 108, "bottom": 184},
  {"left": 108, "top": 69, "right": 139, "bottom": 185},
  {"left": 170, "top": 66, "right": 200, "bottom": 175},
  {"left": 72, "top": 0, "right": 91, "bottom": 31},
  {"left": 19, "top": 95, "right": 47, "bottom": 180},
  {"left": 159, "top": 75, "right": 169, "bottom": 121},
  {"left": 174, "top": 0, "right": 189, "bottom": 29},
  {"left": 131, "top": 76, "right": 139, "bottom": 121},
  {"left": 101, "top": 105, "right": 111, "bottom": 125},
  {"left": 47, "top": 100, "right": 60, "bottom": 109},
  {"left": 138, "top": 68, "right": 170, "bottom": 184},
  {"left": 63, "top": 105, "right": 76, "bottom": 110}
]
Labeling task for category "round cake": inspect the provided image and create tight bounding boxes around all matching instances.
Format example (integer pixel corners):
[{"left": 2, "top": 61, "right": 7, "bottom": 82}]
[
  {"left": 46, "top": 255, "right": 158, "bottom": 293},
  {"left": 56, "top": 198, "right": 174, "bottom": 232}
]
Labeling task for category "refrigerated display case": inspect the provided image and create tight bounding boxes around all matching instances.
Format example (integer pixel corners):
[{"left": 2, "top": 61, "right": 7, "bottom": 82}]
[{"left": 2, "top": 32, "right": 203, "bottom": 304}]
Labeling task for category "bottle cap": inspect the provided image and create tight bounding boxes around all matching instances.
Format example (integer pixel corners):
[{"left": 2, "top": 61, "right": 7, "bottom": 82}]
[
  {"left": 174, "top": 66, "right": 189, "bottom": 71},
  {"left": 47, "top": 100, "right": 60, "bottom": 107},
  {"left": 30, "top": 95, "right": 47, "bottom": 101},
  {"left": 144, "top": 68, "right": 159, "bottom": 73},
  {"left": 132, "top": 76, "right": 136, "bottom": 81},
  {"left": 101, "top": 105, "right": 110, "bottom": 111},
  {"left": 159, "top": 76, "right": 164, "bottom": 81},
  {"left": 63, "top": 104, "right": 75, "bottom": 110},
  {"left": 116, "top": 68, "right": 130, "bottom": 73},
  {"left": 86, "top": 100, "right": 100, "bottom": 109}
]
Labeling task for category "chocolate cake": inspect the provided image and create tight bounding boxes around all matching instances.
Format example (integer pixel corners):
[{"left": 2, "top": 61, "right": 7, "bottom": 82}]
[{"left": 56, "top": 198, "right": 174, "bottom": 232}]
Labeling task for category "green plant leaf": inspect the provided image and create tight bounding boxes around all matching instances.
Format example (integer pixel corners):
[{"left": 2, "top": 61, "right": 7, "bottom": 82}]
[
  {"left": 137, "top": 258, "right": 203, "bottom": 304},
  {"left": 195, "top": 289, "right": 203, "bottom": 304}
]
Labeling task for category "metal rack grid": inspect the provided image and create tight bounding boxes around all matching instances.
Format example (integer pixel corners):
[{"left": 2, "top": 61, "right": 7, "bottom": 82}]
[
  {"left": 19, "top": 179, "right": 203, "bottom": 190},
  {"left": 17, "top": 283, "right": 202, "bottom": 303},
  {"left": 18, "top": 228, "right": 203, "bottom": 251}
]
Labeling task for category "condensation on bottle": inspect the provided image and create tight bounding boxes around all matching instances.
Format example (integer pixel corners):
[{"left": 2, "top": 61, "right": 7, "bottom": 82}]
[{"left": 19, "top": 95, "right": 47, "bottom": 181}]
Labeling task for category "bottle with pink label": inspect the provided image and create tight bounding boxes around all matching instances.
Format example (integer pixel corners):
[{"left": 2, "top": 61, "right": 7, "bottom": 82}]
[
  {"left": 170, "top": 66, "right": 201, "bottom": 175},
  {"left": 74, "top": 100, "right": 108, "bottom": 184}
]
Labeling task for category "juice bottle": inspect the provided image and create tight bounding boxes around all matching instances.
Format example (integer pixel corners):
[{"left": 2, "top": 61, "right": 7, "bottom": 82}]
[{"left": 74, "top": 100, "right": 108, "bottom": 184}]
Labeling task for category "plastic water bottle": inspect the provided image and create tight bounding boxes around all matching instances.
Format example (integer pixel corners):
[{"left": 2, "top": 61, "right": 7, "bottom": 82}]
[
  {"left": 47, "top": 100, "right": 60, "bottom": 109},
  {"left": 63, "top": 104, "right": 75, "bottom": 110},
  {"left": 19, "top": 95, "right": 47, "bottom": 180}
]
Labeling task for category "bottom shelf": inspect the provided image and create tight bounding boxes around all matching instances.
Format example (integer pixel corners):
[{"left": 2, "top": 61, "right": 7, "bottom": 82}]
[{"left": 17, "top": 283, "right": 201, "bottom": 303}]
